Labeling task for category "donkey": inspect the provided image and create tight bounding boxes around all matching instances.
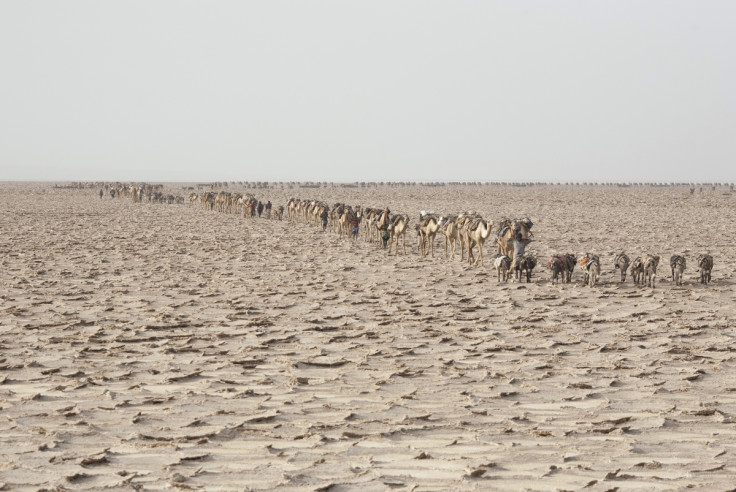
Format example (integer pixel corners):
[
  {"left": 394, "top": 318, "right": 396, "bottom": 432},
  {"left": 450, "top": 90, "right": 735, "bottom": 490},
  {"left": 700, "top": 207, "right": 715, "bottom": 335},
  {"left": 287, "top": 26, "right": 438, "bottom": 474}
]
[
  {"left": 697, "top": 254, "right": 713, "bottom": 285},
  {"left": 547, "top": 255, "right": 567, "bottom": 285},
  {"left": 614, "top": 253, "right": 630, "bottom": 282},
  {"left": 670, "top": 255, "right": 686, "bottom": 286},
  {"left": 562, "top": 253, "right": 577, "bottom": 283},
  {"left": 642, "top": 254, "right": 661, "bottom": 288},
  {"left": 515, "top": 254, "right": 537, "bottom": 283},
  {"left": 580, "top": 253, "right": 600, "bottom": 286},
  {"left": 494, "top": 254, "right": 512, "bottom": 283},
  {"left": 630, "top": 256, "right": 644, "bottom": 284},
  {"left": 580, "top": 253, "right": 600, "bottom": 287}
]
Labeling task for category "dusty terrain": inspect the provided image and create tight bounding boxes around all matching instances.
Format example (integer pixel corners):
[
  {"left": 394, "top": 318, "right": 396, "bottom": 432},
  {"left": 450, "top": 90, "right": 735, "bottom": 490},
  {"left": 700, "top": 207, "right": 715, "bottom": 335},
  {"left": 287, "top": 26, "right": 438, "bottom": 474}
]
[{"left": 1, "top": 182, "right": 735, "bottom": 491}]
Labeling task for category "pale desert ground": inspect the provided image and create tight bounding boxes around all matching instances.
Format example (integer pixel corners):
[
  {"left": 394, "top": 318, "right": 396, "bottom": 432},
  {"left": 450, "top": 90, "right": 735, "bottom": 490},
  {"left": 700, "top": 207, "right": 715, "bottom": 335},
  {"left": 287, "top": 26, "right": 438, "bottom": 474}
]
[{"left": 1, "top": 181, "right": 736, "bottom": 491}]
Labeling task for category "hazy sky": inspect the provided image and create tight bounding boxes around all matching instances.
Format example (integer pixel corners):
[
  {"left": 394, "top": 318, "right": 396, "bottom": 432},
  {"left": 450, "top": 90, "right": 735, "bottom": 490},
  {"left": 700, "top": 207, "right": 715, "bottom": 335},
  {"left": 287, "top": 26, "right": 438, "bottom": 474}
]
[{"left": 2, "top": 1, "right": 734, "bottom": 182}]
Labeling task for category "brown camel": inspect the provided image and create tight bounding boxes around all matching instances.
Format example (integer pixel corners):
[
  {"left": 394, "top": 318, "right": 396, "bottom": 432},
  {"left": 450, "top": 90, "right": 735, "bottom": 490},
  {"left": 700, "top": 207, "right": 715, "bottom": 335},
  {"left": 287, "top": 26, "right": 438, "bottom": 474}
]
[
  {"left": 455, "top": 213, "right": 478, "bottom": 262},
  {"left": 387, "top": 214, "right": 409, "bottom": 255},
  {"left": 439, "top": 215, "right": 459, "bottom": 260},
  {"left": 465, "top": 217, "right": 493, "bottom": 266},
  {"left": 287, "top": 198, "right": 299, "bottom": 221},
  {"left": 338, "top": 206, "right": 356, "bottom": 239},
  {"left": 363, "top": 208, "right": 379, "bottom": 243},
  {"left": 419, "top": 215, "right": 441, "bottom": 258}
]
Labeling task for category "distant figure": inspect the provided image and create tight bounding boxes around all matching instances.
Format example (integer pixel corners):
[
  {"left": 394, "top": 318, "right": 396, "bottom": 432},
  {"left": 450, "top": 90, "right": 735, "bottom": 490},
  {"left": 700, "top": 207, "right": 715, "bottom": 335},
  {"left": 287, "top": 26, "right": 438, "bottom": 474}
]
[
  {"left": 320, "top": 209, "right": 329, "bottom": 231},
  {"left": 351, "top": 216, "right": 360, "bottom": 241},
  {"left": 380, "top": 224, "right": 390, "bottom": 249},
  {"left": 508, "top": 232, "right": 532, "bottom": 271},
  {"left": 257, "top": 201, "right": 264, "bottom": 217},
  {"left": 99, "top": 189, "right": 103, "bottom": 199},
  {"left": 508, "top": 232, "right": 531, "bottom": 258}
]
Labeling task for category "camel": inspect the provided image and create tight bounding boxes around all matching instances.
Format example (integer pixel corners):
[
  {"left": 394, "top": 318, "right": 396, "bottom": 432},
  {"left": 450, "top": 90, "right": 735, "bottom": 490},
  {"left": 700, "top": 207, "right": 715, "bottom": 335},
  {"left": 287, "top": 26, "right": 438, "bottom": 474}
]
[
  {"left": 418, "top": 215, "right": 441, "bottom": 258},
  {"left": 361, "top": 208, "right": 377, "bottom": 243},
  {"left": 243, "top": 196, "right": 257, "bottom": 218},
  {"left": 494, "top": 254, "right": 511, "bottom": 282},
  {"left": 301, "top": 200, "right": 312, "bottom": 223},
  {"left": 670, "top": 255, "right": 686, "bottom": 286},
  {"left": 377, "top": 207, "right": 390, "bottom": 229},
  {"left": 188, "top": 192, "right": 198, "bottom": 207},
  {"left": 515, "top": 254, "right": 537, "bottom": 283},
  {"left": 387, "top": 214, "right": 409, "bottom": 255},
  {"left": 232, "top": 194, "right": 243, "bottom": 215},
  {"left": 214, "top": 191, "right": 227, "bottom": 213},
  {"left": 221, "top": 192, "right": 232, "bottom": 213},
  {"left": 329, "top": 203, "right": 343, "bottom": 233},
  {"left": 439, "top": 215, "right": 459, "bottom": 260},
  {"left": 642, "top": 254, "right": 661, "bottom": 288},
  {"left": 308, "top": 202, "right": 319, "bottom": 226},
  {"left": 697, "top": 254, "right": 713, "bottom": 285},
  {"left": 496, "top": 217, "right": 533, "bottom": 259},
  {"left": 614, "top": 253, "right": 630, "bottom": 282},
  {"left": 464, "top": 217, "right": 493, "bottom": 266},
  {"left": 274, "top": 205, "right": 284, "bottom": 220},
  {"left": 201, "top": 191, "right": 215, "bottom": 211},
  {"left": 294, "top": 199, "right": 306, "bottom": 222},
  {"left": 311, "top": 202, "right": 328, "bottom": 227},
  {"left": 338, "top": 206, "right": 356, "bottom": 239},
  {"left": 287, "top": 198, "right": 299, "bottom": 221},
  {"left": 454, "top": 213, "right": 477, "bottom": 262},
  {"left": 372, "top": 207, "right": 391, "bottom": 245}
]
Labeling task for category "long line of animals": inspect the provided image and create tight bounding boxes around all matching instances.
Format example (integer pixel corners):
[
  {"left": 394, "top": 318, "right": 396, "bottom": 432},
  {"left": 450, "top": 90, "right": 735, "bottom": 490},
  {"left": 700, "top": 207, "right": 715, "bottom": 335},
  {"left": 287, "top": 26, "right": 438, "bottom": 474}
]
[{"left": 98, "top": 184, "right": 716, "bottom": 289}]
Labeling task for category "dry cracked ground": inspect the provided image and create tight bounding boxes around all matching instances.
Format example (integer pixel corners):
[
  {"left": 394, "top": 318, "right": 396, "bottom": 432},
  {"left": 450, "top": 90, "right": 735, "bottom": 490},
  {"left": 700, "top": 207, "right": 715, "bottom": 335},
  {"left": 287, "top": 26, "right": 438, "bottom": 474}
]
[{"left": 1, "top": 182, "right": 736, "bottom": 491}]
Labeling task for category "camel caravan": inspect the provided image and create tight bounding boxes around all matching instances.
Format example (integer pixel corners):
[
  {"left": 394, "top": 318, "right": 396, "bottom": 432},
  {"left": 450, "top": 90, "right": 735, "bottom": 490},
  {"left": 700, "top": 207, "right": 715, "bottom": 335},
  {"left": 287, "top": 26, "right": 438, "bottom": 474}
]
[
  {"left": 83, "top": 182, "right": 719, "bottom": 289},
  {"left": 90, "top": 182, "right": 185, "bottom": 204},
  {"left": 277, "top": 199, "right": 716, "bottom": 289},
  {"left": 283, "top": 199, "right": 717, "bottom": 289}
]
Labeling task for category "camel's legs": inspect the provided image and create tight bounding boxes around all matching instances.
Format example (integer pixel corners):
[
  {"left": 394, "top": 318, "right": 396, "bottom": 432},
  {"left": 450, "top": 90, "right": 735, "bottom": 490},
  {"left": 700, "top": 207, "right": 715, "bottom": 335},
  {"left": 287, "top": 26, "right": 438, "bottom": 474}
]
[{"left": 475, "top": 244, "right": 483, "bottom": 266}]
